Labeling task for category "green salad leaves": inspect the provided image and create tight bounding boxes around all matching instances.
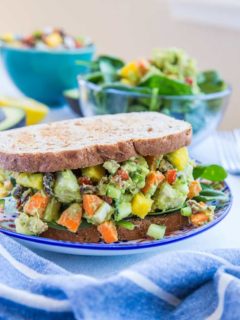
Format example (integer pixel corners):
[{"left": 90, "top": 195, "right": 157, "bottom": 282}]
[{"left": 193, "top": 164, "right": 228, "bottom": 182}]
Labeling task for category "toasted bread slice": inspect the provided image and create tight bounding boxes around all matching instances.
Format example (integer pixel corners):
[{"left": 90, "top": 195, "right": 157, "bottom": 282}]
[
  {"left": 42, "top": 211, "right": 189, "bottom": 243},
  {"left": 0, "top": 112, "right": 191, "bottom": 172}
]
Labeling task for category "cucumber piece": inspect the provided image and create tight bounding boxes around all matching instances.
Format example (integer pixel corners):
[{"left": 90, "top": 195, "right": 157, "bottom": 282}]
[
  {"left": 117, "top": 220, "right": 135, "bottom": 230},
  {"left": 106, "top": 185, "right": 121, "bottom": 200},
  {"left": 54, "top": 170, "right": 81, "bottom": 203},
  {"left": 115, "top": 202, "right": 132, "bottom": 221},
  {"left": 180, "top": 206, "right": 192, "bottom": 217},
  {"left": 16, "top": 173, "right": 43, "bottom": 190},
  {"left": 147, "top": 224, "right": 166, "bottom": 240},
  {"left": 92, "top": 202, "right": 113, "bottom": 224},
  {"left": 44, "top": 198, "right": 61, "bottom": 222}
]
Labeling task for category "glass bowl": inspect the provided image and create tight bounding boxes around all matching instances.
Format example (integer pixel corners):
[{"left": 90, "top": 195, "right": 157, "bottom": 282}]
[{"left": 78, "top": 78, "right": 231, "bottom": 145}]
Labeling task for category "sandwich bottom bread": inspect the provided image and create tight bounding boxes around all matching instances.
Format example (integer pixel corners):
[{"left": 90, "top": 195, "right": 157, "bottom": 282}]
[{"left": 0, "top": 112, "right": 217, "bottom": 244}]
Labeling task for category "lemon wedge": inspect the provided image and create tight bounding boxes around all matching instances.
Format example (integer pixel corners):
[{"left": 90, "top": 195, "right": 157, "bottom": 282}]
[{"left": 0, "top": 97, "right": 49, "bottom": 125}]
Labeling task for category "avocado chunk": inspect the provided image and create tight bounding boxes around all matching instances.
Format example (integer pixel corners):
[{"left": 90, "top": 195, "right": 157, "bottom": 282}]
[
  {"left": 44, "top": 198, "right": 61, "bottom": 222},
  {"left": 0, "top": 107, "right": 26, "bottom": 131},
  {"left": 153, "top": 177, "right": 189, "bottom": 211},
  {"left": 106, "top": 184, "right": 121, "bottom": 200},
  {"left": 16, "top": 173, "right": 43, "bottom": 190},
  {"left": 54, "top": 170, "right": 81, "bottom": 203},
  {"left": 15, "top": 212, "right": 48, "bottom": 235},
  {"left": 103, "top": 160, "right": 120, "bottom": 175}
]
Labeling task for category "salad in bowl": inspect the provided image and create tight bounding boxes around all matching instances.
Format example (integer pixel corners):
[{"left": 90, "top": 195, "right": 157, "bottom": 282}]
[{"left": 78, "top": 48, "right": 231, "bottom": 144}]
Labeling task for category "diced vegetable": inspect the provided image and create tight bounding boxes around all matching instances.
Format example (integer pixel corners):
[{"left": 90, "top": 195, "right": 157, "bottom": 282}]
[
  {"left": 15, "top": 212, "right": 48, "bottom": 235},
  {"left": 57, "top": 203, "right": 82, "bottom": 233},
  {"left": 165, "top": 169, "right": 177, "bottom": 184},
  {"left": 44, "top": 198, "right": 61, "bottom": 222},
  {"left": 116, "top": 169, "right": 129, "bottom": 181},
  {"left": 190, "top": 212, "right": 209, "bottom": 226},
  {"left": 167, "top": 147, "right": 189, "bottom": 171},
  {"left": 131, "top": 192, "right": 153, "bottom": 218},
  {"left": 0, "top": 182, "right": 9, "bottom": 198},
  {"left": 78, "top": 176, "right": 92, "bottom": 185},
  {"left": 115, "top": 202, "right": 132, "bottom": 221},
  {"left": 54, "top": 170, "right": 81, "bottom": 203},
  {"left": 122, "top": 161, "right": 138, "bottom": 174},
  {"left": 91, "top": 202, "right": 113, "bottom": 224},
  {"left": 142, "top": 171, "right": 165, "bottom": 195},
  {"left": 146, "top": 224, "right": 166, "bottom": 240},
  {"left": 23, "top": 192, "right": 49, "bottom": 218},
  {"left": 180, "top": 206, "right": 192, "bottom": 217},
  {"left": 132, "top": 172, "right": 147, "bottom": 189},
  {"left": 82, "top": 165, "right": 105, "bottom": 182},
  {"left": 106, "top": 184, "right": 121, "bottom": 200},
  {"left": 97, "top": 221, "right": 118, "bottom": 243},
  {"left": 103, "top": 160, "right": 120, "bottom": 175},
  {"left": 83, "top": 194, "right": 103, "bottom": 217},
  {"left": 187, "top": 180, "right": 202, "bottom": 199},
  {"left": 16, "top": 173, "right": 43, "bottom": 190},
  {"left": 116, "top": 220, "right": 135, "bottom": 230}
]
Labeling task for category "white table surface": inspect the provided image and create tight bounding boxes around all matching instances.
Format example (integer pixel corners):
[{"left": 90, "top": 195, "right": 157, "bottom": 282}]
[{"left": 1, "top": 62, "right": 239, "bottom": 277}]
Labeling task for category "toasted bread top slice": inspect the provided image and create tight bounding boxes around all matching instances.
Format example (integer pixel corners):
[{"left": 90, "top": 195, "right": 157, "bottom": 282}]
[{"left": 0, "top": 112, "right": 192, "bottom": 172}]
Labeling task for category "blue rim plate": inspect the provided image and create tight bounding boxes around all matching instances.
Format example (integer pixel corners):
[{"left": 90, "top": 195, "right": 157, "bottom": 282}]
[{"left": 0, "top": 181, "right": 232, "bottom": 255}]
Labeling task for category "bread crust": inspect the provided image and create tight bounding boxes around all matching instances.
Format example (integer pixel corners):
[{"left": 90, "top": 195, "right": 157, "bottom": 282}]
[
  {"left": 42, "top": 211, "right": 189, "bottom": 243},
  {"left": 0, "top": 112, "right": 192, "bottom": 172}
]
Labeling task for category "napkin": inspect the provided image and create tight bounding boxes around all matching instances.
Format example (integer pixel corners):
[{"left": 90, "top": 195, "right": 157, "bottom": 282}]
[{"left": 0, "top": 232, "right": 239, "bottom": 320}]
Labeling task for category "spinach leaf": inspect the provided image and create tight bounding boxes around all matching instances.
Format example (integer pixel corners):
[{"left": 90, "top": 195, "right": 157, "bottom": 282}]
[
  {"left": 84, "top": 71, "right": 104, "bottom": 84},
  {"left": 193, "top": 164, "right": 227, "bottom": 182},
  {"left": 47, "top": 222, "right": 68, "bottom": 231},
  {"left": 139, "top": 74, "right": 193, "bottom": 95},
  {"left": 98, "top": 56, "right": 124, "bottom": 83},
  {"left": 97, "top": 55, "right": 125, "bottom": 70}
]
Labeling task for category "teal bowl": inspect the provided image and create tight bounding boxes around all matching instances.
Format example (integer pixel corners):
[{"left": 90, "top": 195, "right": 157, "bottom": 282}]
[{"left": 0, "top": 44, "right": 95, "bottom": 106}]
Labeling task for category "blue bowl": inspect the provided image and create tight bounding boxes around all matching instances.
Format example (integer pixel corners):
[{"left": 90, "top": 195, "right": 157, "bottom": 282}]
[{"left": 1, "top": 44, "right": 95, "bottom": 106}]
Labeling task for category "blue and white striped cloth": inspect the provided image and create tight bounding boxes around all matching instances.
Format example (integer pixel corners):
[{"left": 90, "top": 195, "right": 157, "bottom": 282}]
[{"left": 0, "top": 233, "right": 239, "bottom": 320}]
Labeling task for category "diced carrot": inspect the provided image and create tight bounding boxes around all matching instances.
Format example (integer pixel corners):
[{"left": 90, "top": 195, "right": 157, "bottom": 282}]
[
  {"left": 83, "top": 194, "right": 103, "bottom": 217},
  {"left": 187, "top": 180, "right": 202, "bottom": 199},
  {"left": 24, "top": 192, "right": 49, "bottom": 218},
  {"left": 116, "top": 169, "right": 129, "bottom": 181},
  {"left": 97, "top": 221, "right": 118, "bottom": 243},
  {"left": 57, "top": 203, "right": 82, "bottom": 233},
  {"left": 166, "top": 169, "right": 177, "bottom": 184},
  {"left": 190, "top": 212, "right": 209, "bottom": 227},
  {"left": 142, "top": 171, "right": 165, "bottom": 194}
]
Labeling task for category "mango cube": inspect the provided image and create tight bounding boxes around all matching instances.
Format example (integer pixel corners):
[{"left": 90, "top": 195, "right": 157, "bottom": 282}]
[
  {"left": 131, "top": 192, "right": 153, "bottom": 219},
  {"left": 167, "top": 147, "right": 189, "bottom": 171},
  {"left": 82, "top": 165, "right": 105, "bottom": 182},
  {"left": 44, "top": 32, "right": 62, "bottom": 48}
]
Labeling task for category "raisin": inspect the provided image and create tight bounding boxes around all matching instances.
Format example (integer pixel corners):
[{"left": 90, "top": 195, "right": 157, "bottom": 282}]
[{"left": 43, "top": 173, "right": 55, "bottom": 196}]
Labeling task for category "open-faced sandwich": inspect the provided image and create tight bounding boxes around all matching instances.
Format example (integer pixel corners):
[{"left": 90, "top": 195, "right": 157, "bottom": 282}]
[{"left": 0, "top": 112, "right": 227, "bottom": 243}]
